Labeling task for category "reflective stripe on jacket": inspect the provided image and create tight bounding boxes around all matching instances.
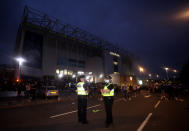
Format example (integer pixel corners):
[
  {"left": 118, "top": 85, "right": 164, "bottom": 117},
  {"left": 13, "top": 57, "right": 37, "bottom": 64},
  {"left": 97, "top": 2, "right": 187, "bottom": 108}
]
[
  {"left": 77, "top": 82, "right": 88, "bottom": 95},
  {"left": 102, "top": 83, "right": 114, "bottom": 96}
]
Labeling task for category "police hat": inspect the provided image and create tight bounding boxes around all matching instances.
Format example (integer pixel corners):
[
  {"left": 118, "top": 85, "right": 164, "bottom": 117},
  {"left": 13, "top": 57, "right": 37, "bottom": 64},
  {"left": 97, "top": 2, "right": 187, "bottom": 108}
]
[
  {"left": 79, "top": 75, "right": 85, "bottom": 79},
  {"left": 104, "top": 75, "right": 112, "bottom": 80}
]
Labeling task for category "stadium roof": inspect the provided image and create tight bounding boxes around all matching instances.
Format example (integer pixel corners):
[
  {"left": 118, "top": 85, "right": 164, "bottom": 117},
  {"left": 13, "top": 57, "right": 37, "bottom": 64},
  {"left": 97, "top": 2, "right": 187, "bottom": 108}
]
[{"left": 21, "top": 6, "right": 135, "bottom": 58}]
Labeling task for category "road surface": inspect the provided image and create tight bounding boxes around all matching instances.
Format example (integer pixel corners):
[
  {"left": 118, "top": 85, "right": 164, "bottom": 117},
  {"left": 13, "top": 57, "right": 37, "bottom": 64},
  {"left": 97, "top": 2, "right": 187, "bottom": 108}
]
[{"left": 0, "top": 91, "right": 189, "bottom": 131}]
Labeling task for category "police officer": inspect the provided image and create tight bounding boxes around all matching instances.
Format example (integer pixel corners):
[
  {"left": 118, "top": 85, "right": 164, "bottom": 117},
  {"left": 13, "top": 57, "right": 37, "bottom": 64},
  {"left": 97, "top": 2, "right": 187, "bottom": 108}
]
[
  {"left": 76, "top": 75, "right": 89, "bottom": 124},
  {"left": 101, "top": 75, "right": 114, "bottom": 128}
]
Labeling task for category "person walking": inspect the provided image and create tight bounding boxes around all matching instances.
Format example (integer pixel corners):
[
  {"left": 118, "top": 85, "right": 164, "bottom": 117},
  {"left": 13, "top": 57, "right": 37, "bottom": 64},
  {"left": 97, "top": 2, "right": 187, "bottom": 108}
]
[
  {"left": 76, "top": 75, "right": 89, "bottom": 124},
  {"left": 123, "top": 84, "right": 128, "bottom": 100},
  {"left": 101, "top": 75, "right": 114, "bottom": 128},
  {"left": 25, "top": 82, "right": 31, "bottom": 99}
]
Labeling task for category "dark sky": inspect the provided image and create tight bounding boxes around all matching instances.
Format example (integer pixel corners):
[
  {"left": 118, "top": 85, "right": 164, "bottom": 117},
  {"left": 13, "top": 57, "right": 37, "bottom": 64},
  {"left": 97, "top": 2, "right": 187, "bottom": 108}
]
[{"left": 0, "top": 0, "right": 189, "bottom": 75}]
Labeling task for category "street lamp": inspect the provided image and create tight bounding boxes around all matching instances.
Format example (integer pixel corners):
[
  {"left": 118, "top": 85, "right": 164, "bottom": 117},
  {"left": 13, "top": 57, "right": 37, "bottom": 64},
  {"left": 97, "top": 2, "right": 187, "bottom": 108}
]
[
  {"left": 148, "top": 74, "right": 152, "bottom": 78},
  {"left": 15, "top": 57, "right": 26, "bottom": 82},
  {"left": 16, "top": 57, "right": 25, "bottom": 66},
  {"left": 172, "top": 69, "right": 178, "bottom": 79},
  {"left": 138, "top": 66, "right": 145, "bottom": 79},
  {"left": 139, "top": 66, "right": 144, "bottom": 73},
  {"left": 164, "top": 67, "right": 169, "bottom": 80}
]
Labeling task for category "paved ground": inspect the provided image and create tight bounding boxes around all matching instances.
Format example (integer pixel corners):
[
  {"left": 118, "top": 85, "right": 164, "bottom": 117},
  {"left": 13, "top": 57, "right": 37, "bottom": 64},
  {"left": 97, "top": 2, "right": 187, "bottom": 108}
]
[
  {"left": 0, "top": 91, "right": 189, "bottom": 131},
  {"left": 0, "top": 89, "right": 76, "bottom": 109}
]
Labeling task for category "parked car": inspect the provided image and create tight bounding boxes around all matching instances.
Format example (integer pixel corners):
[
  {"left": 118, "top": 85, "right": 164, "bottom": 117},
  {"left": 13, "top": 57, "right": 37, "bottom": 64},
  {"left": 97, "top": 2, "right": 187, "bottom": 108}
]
[{"left": 41, "top": 86, "right": 59, "bottom": 98}]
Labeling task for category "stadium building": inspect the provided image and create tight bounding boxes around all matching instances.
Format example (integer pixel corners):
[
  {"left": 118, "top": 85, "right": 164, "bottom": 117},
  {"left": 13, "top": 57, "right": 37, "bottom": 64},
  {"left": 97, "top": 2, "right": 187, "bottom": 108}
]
[{"left": 15, "top": 6, "right": 136, "bottom": 84}]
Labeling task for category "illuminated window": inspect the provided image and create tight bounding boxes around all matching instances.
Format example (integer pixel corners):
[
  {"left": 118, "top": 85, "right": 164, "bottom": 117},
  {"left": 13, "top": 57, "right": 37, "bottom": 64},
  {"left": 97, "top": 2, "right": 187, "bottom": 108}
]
[
  {"left": 113, "top": 62, "right": 118, "bottom": 65},
  {"left": 109, "top": 51, "right": 120, "bottom": 57},
  {"left": 114, "top": 72, "right": 118, "bottom": 74},
  {"left": 60, "top": 70, "right": 63, "bottom": 75},
  {"left": 78, "top": 71, "right": 84, "bottom": 75},
  {"left": 56, "top": 69, "right": 60, "bottom": 74},
  {"left": 68, "top": 70, "right": 73, "bottom": 75},
  {"left": 64, "top": 69, "right": 68, "bottom": 75}
]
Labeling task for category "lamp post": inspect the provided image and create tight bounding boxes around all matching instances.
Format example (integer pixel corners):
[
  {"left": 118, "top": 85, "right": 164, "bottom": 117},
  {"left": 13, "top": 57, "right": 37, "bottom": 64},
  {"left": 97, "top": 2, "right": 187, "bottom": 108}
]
[
  {"left": 138, "top": 66, "right": 144, "bottom": 79},
  {"left": 139, "top": 67, "right": 144, "bottom": 73},
  {"left": 172, "top": 69, "right": 178, "bottom": 80},
  {"left": 16, "top": 57, "right": 25, "bottom": 82},
  {"left": 164, "top": 67, "right": 169, "bottom": 80},
  {"left": 148, "top": 74, "right": 152, "bottom": 79}
]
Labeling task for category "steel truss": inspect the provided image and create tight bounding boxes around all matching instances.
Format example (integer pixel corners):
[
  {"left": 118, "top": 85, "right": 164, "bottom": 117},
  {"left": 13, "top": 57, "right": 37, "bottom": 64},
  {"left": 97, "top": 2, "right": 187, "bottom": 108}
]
[{"left": 21, "top": 6, "right": 134, "bottom": 58}]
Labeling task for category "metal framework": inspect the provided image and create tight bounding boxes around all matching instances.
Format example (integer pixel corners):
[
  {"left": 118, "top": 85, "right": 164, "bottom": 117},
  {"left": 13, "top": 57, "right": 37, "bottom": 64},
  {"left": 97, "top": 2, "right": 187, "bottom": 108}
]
[{"left": 21, "top": 6, "right": 134, "bottom": 57}]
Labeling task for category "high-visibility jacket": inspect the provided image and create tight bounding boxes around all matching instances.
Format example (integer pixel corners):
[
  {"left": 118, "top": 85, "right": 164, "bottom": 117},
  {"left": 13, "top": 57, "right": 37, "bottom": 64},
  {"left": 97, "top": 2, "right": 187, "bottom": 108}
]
[
  {"left": 102, "top": 83, "right": 114, "bottom": 96},
  {"left": 77, "top": 82, "right": 88, "bottom": 95}
]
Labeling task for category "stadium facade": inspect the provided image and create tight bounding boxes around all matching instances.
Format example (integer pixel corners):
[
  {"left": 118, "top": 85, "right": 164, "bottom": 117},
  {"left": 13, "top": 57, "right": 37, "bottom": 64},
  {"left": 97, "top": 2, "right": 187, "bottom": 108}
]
[{"left": 15, "top": 6, "right": 136, "bottom": 84}]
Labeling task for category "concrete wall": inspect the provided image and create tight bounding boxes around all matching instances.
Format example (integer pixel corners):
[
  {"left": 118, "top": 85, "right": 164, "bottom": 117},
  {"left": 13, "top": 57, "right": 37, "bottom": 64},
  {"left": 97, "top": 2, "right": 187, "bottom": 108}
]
[
  {"left": 85, "top": 56, "right": 104, "bottom": 83},
  {"left": 16, "top": 24, "right": 134, "bottom": 80},
  {"left": 42, "top": 35, "right": 57, "bottom": 76}
]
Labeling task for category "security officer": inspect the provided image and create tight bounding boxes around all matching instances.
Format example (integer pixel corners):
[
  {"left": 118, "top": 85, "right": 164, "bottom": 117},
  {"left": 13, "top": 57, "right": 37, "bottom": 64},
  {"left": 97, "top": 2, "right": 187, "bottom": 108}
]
[
  {"left": 76, "top": 75, "right": 89, "bottom": 124},
  {"left": 101, "top": 75, "right": 114, "bottom": 128}
]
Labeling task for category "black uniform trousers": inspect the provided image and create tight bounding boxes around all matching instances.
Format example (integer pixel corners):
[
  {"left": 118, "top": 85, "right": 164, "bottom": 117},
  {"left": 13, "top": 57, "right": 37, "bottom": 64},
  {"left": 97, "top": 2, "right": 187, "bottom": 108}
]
[
  {"left": 78, "top": 95, "right": 87, "bottom": 122},
  {"left": 103, "top": 96, "right": 114, "bottom": 124}
]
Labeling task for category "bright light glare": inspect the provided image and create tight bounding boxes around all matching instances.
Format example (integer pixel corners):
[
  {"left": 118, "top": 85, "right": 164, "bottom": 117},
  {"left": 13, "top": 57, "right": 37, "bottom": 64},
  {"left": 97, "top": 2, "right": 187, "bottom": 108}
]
[
  {"left": 16, "top": 57, "right": 25, "bottom": 65},
  {"left": 99, "top": 74, "right": 103, "bottom": 78},
  {"left": 72, "top": 74, "right": 76, "bottom": 78},
  {"left": 149, "top": 74, "right": 152, "bottom": 77},
  {"left": 130, "top": 76, "right": 133, "bottom": 81},
  {"left": 138, "top": 80, "right": 143, "bottom": 85},
  {"left": 56, "top": 69, "right": 60, "bottom": 74},
  {"left": 173, "top": 69, "right": 177, "bottom": 73},
  {"left": 138, "top": 66, "right": 144, "bottom": 73},
  {"left": 164, "top": 67, "right": 169, "bottom": 71},
  {"left": 58, "top": 73, "right": 63, "bottom": 78},
  {"left": 16, "top": 79, "right": 20, "bottom": 82},
  {"left": 86, "top": 76, "right": 90, "bottom": 80},
  {"left": 176, "top": 9, "right": 189, "bottom": 20},
  {"left": 78, "top": 71, "right": 84, "bottom": 75}
]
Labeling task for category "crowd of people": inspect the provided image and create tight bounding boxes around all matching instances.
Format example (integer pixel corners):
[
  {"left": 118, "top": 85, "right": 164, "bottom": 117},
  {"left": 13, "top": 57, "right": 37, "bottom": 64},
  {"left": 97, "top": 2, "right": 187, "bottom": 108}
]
[
  {"left": 0, "top": 78, "right": 186, "bottom": 102},
  {"left": 0, "top": 79, "right": 45, "bottom": 99}
]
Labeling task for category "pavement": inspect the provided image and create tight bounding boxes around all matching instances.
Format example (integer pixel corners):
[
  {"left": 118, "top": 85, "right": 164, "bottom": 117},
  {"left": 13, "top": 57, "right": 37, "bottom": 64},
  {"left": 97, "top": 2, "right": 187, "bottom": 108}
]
[
  {"left": 0, "top": 89, "right": 76, "bottom": 109},
  {"left": 0, "top": 90, "right": 189, "bottom": 131}
]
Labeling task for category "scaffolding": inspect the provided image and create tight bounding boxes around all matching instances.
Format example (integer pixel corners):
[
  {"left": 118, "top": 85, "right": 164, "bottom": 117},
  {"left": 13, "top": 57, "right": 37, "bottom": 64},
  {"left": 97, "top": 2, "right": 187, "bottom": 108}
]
[{"left": 21, "top": 6, "right": 134, "bottom": 58}]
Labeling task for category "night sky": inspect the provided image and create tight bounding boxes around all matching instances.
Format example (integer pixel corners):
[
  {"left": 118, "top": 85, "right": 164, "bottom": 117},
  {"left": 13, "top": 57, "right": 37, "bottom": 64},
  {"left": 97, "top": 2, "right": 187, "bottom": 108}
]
[{"left": 0, "top": 0, "right": 189, "bottom": 76}]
